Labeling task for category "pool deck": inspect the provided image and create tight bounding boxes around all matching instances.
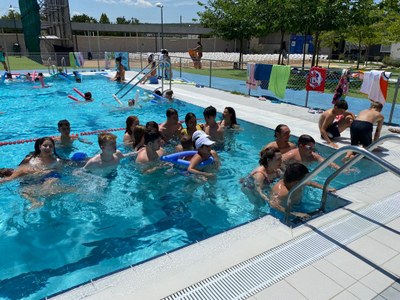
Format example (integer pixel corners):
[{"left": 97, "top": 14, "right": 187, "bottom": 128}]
[{"left": 52, "top": 72, "right": 400, "bottom": 300}]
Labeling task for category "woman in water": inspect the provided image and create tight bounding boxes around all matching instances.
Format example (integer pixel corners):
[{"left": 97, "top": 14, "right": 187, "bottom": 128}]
[
  {"left": 241, "top": 147, "right": 282, "bottom": 205},
  {"left": 219, "top": 107, "right": 240, "bottom": 130},
  {"left": 123, "top": 116, "right": 140, "bottom": 145},
  {"left": 1, "top": 137, "right": 64, "bottom": 207},
  {"left": 181, "top": 112, "right": 202, "bottom": 139}
]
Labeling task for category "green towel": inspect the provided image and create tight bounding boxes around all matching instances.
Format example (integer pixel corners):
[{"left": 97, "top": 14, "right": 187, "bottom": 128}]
[{"left": 269, "top": 65, "right": 291, "bottom": 99}]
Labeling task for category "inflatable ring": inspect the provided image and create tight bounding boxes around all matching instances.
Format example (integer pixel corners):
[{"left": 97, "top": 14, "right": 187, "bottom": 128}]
[{"left": 160, "top": 150, "right": 214, "bottom": 168}]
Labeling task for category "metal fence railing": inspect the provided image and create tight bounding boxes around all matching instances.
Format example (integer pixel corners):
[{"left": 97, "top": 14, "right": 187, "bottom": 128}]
[{"left": 3, "top": 51, "right": 399, "bottom": 125}]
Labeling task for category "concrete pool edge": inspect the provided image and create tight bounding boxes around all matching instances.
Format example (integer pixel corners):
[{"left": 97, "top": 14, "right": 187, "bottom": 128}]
[{"left": 50, "top": 72, "right": 400, "bottom": 299}]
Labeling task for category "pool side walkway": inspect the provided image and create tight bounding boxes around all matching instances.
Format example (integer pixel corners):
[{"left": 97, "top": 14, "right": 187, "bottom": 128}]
[{"left": 51, "top": 72, "right": 400, "bottom": 300}]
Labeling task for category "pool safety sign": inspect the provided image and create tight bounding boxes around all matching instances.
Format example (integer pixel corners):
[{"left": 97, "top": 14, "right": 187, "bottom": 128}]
[{"left": 306, "top": 67, "right": 327, "bottom": 92}]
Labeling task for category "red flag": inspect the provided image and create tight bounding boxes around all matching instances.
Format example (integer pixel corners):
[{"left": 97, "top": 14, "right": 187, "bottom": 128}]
[{"left": 306, "top": 67, "right": 327, "bottom": 92}]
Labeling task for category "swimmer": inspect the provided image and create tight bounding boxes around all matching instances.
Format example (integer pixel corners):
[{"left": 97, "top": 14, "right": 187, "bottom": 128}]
[
  {"left": 187, "top": 134, "right": 220, "bottom": 178},
  {"left": 132, "top": 125, "right": 146, "bottom": 151},
  {"left": 83, "top": 133, "right": 136, "bottom": 174},
  {"left": 162, "top": 89, "right": 174, "bottom": 102},
  {"left": 123, "top": 116, "right": 140, "bottom": 145},
  {"left": 135, "top": 129, "right": 166, "bottom": 173},
  {"left": 159, "top": 108, "right": 183, "bottom": 143},
  {"left": 202, "top": 106, "right": 224, "bottom": 143},
  {"left": 241, "top": 147, "right": 282, "bottom": 203},
  {"left": 55, "top": 119, "right": 92, "bottom": 147},
  {"left": 219, "top": 107, "right": 240, "bottom": 130},
  {"left": 84, "top": 92, "right": 94, "bottom": 101},
  {"left": 181, "top": 112, "right": 203, "bottom": 140},
  {"left": 270, "top": 163, "right": 335, "bottom": 219},
  {"left": 175, "top": 134, "right": 195, "bottom": 153},
  {"left": 261, "top": 124, "right": 296, "bottom": 155},
  {"left": 282, "top": 135, "right": 340, "bottom": 170}
]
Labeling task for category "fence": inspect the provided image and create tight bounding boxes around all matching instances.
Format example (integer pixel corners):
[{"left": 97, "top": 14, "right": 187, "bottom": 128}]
[{"left": 3, "top": 51, "right": 399, "bottom": 125}]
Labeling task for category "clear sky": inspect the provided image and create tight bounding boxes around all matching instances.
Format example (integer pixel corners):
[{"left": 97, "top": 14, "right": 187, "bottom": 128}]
[{"left": 2, "top": 0, "right": 204, "bottom": 24}]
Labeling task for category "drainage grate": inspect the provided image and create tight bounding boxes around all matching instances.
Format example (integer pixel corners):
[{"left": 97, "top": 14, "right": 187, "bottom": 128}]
[{"left": 163, "top": 192, "right": 400, "bottom": 300}]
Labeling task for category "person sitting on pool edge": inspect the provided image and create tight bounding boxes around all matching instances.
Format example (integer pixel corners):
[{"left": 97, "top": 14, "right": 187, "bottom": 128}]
[
  {"left": 261, "top": 124, "right": 296, "bottom": 155},
  {"left": 270, "top": 162, "right": 335, "bottom": 220},
  {"left": 318, "top": 99, "right": 355, "bottom": 149},
  {"left": 83, "top": 133, "right": 136, "bottom": 174},
  {"left": 187, "top": 133, "right": 220, "bottom": 179},
  {"left": 112, "top": 56, "right": 125, "bottom": 82}
]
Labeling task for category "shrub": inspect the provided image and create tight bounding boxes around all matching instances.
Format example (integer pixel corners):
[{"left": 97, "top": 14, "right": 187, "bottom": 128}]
[{"left": 382, "top": 56, "right": 400, "bottom": 67}]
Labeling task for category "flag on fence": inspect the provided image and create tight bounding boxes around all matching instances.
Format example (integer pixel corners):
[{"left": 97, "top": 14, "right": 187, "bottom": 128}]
[{"left": 306, "top": 67, "right": 327, "bottom": 92}]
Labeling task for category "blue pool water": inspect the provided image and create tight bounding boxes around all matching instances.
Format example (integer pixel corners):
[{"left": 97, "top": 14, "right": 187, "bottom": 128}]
[{"left": 0, "top": 75, "right": 384, "bottom": 299}]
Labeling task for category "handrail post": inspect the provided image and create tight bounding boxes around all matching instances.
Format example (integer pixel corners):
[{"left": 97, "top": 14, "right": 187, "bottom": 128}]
[
  {"left": 209, "top": 60, "right": 212, "bottom": 88},
  {"left": 388, "top": 77, "right": 400, "bottom": 124},
  {"left": 179, "top": 57, "right": 182, "bottom": 78}
]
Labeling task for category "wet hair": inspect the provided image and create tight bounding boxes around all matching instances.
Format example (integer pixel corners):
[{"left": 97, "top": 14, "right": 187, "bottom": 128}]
[
  {"left": 145, "top": 121, "right": 159, "bottom": 132},
  {"left": 0, "top": 168, "right": 14, "bottom": 177},
  {"left": 274, "top": 124, "right": 289, "bottom": 138},
  {"left": 334, "top": 99, "right": 348, "bottom": 110},
  {"left": 84, "top": 92, "right": 92, "bottom": 100},
  {"left": 154, "top": 89, "right": 162, "bottom": 96},
  {"left": 144, "top": 129, "right": 161, "bottom": 145},
  {"left": 283, "top": 163, "right": 309, "bottom": 184},
  {"left": 259, "top": 147, "right": 280, "bottom": 167},
  {"left": 298, "top": 134, "right": 315, "bottom": 146},
  {"left": 185, "top": 112, "right": 197, "bottom": 124},
  {"left": 38, "top": 72, "right": 43, "bottom": 77},
  {"left": 224, "top": 107, "right": 237, "bottom": 127},
  {"left": 125, "top": 116, "right": 139, "bottom": 135},
  {"left": 164, "top": 90, "right": 173, "bottom": 97},
  {"left": 98, "top": 133, "right": 117, "bottom": 147},
  {"left": 161, "top": 49, "right": 168, "bottom": 55},
  {"left": 116, "top": 56, "right": 122, "bottom": 62},
  {"left": 58, "top": 119, "right": 70, "bottom": 128},
  {"left": 166, "top": 108, "right": 178, "bottom": 118},
  {"left": 203, "top": 106, "right": 217, "bottom": 118},
  {"left": 370, "top": 101, "right": 383, "bottom": 111},
  {"left": 133, "top": 125, "right": 146, "bottom": 149},
  {"left": 180, "top": 134, "right": 193, "bottom": 150},
  {"left": 197, "top": 41, "right": 202, "bottom": 46}
]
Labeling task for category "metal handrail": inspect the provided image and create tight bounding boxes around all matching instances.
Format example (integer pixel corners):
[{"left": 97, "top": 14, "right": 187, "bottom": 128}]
[
  {"left": 114, "top": 62, "right": 151, "bottom": 97},
  {"left": 320, "top": 134, "right": 400, "bottom": 211},
  {"left": 284, "top": 135, "right": 400, "bottom": 223},
  {"left": 60, "top": 57, "right": 67, "bottom": 74}
]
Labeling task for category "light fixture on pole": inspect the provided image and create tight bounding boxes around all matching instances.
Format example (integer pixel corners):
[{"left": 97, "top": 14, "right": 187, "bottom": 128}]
[
  {"left": 155, "top": 3, "right": 164, "bottom": 51},
  {"left": 9, "top": 5, "right": 20, "bottom": 47}
]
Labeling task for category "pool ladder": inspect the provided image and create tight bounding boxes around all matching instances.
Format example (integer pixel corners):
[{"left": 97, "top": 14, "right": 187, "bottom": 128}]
[
  {"left": 47, "top": 57, "right": 57, "bottom": 75},
  {"left": 60, "top": 57, "right": 68, "bottom": 74},
  {"left": 113, "top": 60, "right": 172, "bottom": 101},
  {"left": 285, "top": 134, "right": 400, "bottom": 223}
]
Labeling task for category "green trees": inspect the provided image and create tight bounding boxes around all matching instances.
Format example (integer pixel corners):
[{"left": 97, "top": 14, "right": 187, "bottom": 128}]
[{"left": 197, "top": 0, "right": 400, "bottom": 69}]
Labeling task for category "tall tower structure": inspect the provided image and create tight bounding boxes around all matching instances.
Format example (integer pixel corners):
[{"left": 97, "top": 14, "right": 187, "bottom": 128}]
[{"left": 38, "top": 0, "right": 73, "bottom": 48}]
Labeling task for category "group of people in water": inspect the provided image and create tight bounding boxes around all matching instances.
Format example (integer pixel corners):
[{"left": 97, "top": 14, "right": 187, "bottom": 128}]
[{"left": 1, "top": 94, "right": 376, "bottom": 220}]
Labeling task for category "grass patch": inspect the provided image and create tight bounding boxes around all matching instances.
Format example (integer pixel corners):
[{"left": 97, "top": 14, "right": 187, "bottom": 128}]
[
  {"left": 6, "top": 56, "right": 45, "bottom": 71},
  {"left": 173, "top": 67, "right": 247, "bottom": 81}
]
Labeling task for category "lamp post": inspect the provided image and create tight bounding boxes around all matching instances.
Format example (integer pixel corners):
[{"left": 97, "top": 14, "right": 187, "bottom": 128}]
[
  {"left": 156, "top": 3, "right": 164, "bottom": 51},
  {"left": 9, "top": 5, "right": 20, "bottom": 48}
]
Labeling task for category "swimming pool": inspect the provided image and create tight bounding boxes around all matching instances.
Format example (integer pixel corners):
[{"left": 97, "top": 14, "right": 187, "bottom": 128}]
[{"left": 0, "top": 75, "right": 384, "bottom": 299}]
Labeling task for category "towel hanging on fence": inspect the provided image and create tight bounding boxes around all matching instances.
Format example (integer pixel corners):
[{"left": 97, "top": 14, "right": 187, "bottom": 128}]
[
  {"left": 332, "top": 69, "right": 350, "bottom": 104},
  {"left": 269, "top": 65, "right": 291, "bottom": 99},
  {"left": 246, "top": 63, "right": 258, "bottom": 90},
  {"left": 306, "top": 66, "right": 326, "bottom": 93},
  {"left": 360, "top": 70, "right": 391, "bottom": 104},
  {"left": 254, "top": 64, "right": 272, "bottom": 81}
]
